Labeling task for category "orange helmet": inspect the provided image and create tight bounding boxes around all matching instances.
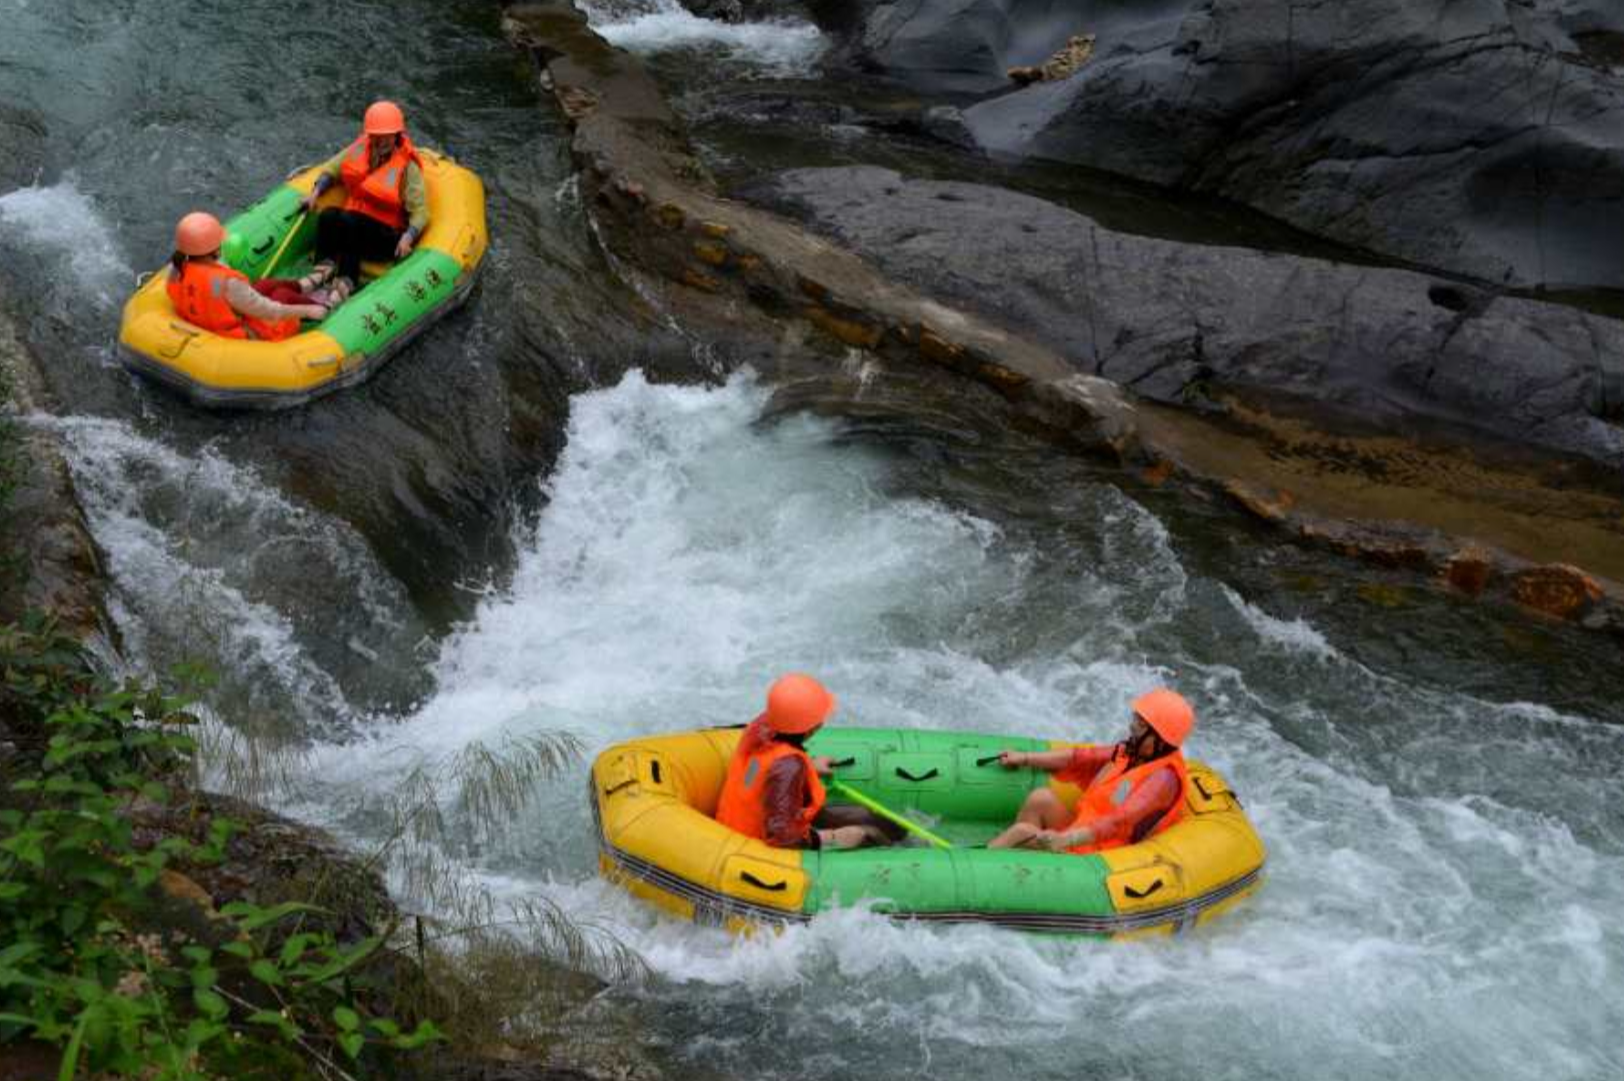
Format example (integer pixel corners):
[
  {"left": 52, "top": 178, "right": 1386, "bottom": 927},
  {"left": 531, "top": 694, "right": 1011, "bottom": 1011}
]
[
  {"left": 174, "top": 212, "right": 225, "bottom": 256},
  {"left": 1133, "top": 688, "right": 1195, "bottom": 747},
  {"left": 758, "top": 673, "right": 837, "bottom": 735},
  {"left": 363, "top": 100, "right": 406, "bottom": 136}
]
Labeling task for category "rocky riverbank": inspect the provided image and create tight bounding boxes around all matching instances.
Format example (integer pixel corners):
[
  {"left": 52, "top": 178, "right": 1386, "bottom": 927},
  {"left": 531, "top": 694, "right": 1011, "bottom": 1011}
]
[
  {"left": 505, "top": 0, "right": 1624, "bottom": 636},
  {"left": 809, "top": 0, "right": 1624, "bottom": 294},
  {"left": 0, "top": 299, "right": 109, "bottom": 637}
]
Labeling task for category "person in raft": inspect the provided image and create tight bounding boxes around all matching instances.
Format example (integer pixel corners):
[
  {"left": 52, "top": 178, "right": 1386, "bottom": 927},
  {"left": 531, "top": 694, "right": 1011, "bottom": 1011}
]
[
  {"left": 987, "top": 687, "right": 1194, "bottom": 853},
  {"left": 298, "top": 100, "right": 429, "bottom": 309},
  {"left": 167, "top": 212, "right": 328, "bottom": 342},
  {"left": 715, "top": 673, "right": 905, "bottom": 851}
]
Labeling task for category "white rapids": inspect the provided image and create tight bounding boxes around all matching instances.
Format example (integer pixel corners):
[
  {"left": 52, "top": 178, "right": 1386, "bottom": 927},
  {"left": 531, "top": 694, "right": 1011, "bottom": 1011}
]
[{"left": 248, "top": 371, "right": 1624, "bottom": 1081}]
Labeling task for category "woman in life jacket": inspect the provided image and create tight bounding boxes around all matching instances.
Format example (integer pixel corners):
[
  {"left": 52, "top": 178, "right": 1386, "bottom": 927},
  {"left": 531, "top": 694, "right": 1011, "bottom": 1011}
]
[
  {"left": 987, "top": 687, "right": 1195, "bottom": 853},
  {"left": 165, "top": 212, "right": 328, "bottom": 342},
  {"left": 299, "top": 100, "right": 430, "bottom": 307},
  {"left": 715, "top": 673, "right": 905, "bottom": 851}
]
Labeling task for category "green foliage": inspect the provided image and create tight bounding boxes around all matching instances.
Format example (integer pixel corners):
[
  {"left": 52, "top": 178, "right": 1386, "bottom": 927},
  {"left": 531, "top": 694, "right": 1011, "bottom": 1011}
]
[{"left": 0, "top": 617, "right": 439, "bottom": 1080}]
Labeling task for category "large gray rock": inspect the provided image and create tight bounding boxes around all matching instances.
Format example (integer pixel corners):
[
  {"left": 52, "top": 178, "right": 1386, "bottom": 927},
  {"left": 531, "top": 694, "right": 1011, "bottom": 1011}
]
[
  {"left": 741, "top": 165, "right": 1624, "bottom": 469},
  {"left": 0, "top": 103, "right": 49, "bottom": 193},
  {"left": 817, "top": 1, "right": 1624, "bottom": 291}
]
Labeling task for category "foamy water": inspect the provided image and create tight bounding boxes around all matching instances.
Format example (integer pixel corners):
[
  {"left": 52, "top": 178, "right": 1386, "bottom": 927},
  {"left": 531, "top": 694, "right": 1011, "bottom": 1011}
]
[
  {"left": 275, "top": 371, "right": 1624, "bottom": 1081},
  {"left": 36, "top": 414, "right": 425, "bottom": 733},
  {"left": 579, "top": 0, "right": 825, "bottom": 77},
  {"left": 0, "top": 178, "right": 133, "bottom": 318}
]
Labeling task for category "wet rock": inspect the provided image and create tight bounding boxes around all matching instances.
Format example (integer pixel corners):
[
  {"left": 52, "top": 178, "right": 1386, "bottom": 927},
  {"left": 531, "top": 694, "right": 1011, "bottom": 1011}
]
[
  {"left": 684, "top": 0, "right": 745, "bottom": 21},
  {"left": 1511, "top": 563, "right": 1603, "bottom": 620},
  {"left": 0, "top": 302, "right": 109, "bottom": 637},
  {"left": 816, "top": 2, "right": 1624, "bottom": 291},
  {"left": 740, "top": 165, "right": 1624, "bottom": 470},
  {"left": 1444, "top": 546, "right": 1495, "bottom": 596},
  {"left": 0, "top": 102, "right": 48, "bottom": 193},
  {"left": 921, "top": 104, "right": 976, "bottom": 149},
  {"left": 954, "top": 1, "right": 1624, "bottom": 291},
  {"left": 684, "top": 0, "right": 813, "bottom": 22},
  {"left": 1008, "top": 33, "right": 1095, "bottom": 86},
  {"left": 1224, "top": 480, "right": 1294, "bottom": 523}
]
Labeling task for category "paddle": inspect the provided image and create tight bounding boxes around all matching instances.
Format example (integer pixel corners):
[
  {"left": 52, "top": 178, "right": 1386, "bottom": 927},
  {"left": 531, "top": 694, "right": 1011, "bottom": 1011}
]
[
  {"left": 258, "top": 208, "right": 308, "bottom": 282},
  {"left": 827, "top": 779, "right": 953, "bottom": 850}
]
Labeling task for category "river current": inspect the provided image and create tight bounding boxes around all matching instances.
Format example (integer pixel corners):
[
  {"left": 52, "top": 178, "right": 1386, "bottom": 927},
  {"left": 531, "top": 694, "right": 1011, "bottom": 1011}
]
[{"left": 1, "top": 2, "right": 1621, "bottom": 1080}]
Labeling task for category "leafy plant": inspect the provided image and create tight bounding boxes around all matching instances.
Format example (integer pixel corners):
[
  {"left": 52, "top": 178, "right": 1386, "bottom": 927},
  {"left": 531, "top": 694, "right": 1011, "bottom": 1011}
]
[{"left": 0, "top": 617, "right": 439, "bottom": 1080}]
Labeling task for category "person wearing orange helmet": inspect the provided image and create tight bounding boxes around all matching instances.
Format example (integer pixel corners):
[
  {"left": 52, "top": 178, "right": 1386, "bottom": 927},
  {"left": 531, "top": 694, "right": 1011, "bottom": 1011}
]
[
  {"left": 715, "top": 674, "right": 904, "bottom": 850},
  {"left": 166, "top": 212, "right": 328, "bottom": 342},
  {"left": 987, "top": 687, "right": 1195, "bottom": 853},
  {"left": 298, "top": 100, "right": 429, "bottom": 307}
]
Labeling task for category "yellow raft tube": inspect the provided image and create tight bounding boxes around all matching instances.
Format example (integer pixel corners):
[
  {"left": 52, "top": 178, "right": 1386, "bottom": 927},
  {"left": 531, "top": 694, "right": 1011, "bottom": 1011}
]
[
  {"left": 592, "top": 725, "right": 1265, "bottom": 936},
  {"left": 119, "top": 149, "right": 486, "bottom": 408}
]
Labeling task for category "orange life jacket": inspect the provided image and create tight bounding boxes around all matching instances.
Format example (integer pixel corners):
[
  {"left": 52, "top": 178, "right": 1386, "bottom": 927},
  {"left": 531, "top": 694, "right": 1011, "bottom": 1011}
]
[
  {"left": 1067, "top": 749, "right": 1188, "bottom": 855},
  {"left": 339, "top": 133, "right": 421, "bottom": 232},
  {"left": 166, "top": 261, "right": 300, "bottom": 342},
  {"left": 715, "top": 739, "right": 827, "bottom": 844}
]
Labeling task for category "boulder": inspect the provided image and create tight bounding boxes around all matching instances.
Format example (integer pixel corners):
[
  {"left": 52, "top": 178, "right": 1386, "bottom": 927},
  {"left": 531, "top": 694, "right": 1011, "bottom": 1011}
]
[
  {"left": 740, "top": 164, "right": 1624, "bottom": 469},
  {"left": 0, "top": 102, "right": 48, "bottom": 193},
  {"left": 815, "top": 1, "right": 1624, "bottom": 291}
]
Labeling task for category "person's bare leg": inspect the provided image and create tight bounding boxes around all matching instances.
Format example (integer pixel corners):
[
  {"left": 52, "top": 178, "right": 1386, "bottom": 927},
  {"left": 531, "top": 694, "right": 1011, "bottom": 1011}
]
[{"left": 988, "top": 788, "right": 1071, "bottom": 848}]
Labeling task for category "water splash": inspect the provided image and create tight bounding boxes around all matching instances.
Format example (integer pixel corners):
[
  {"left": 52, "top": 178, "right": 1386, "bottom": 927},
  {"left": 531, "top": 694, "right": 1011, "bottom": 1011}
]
[
  {"left": 0, "top": 176, "right": 133, "bottom": 317},
  {"left": 578, "top": 0, "right": 825, "bottom": 77},
  {"left": 35, "top": 414, "right": 426, "bottom": 734},
  {"left": 287, "top": 371, "right": 1624, "bottom": 1081}
]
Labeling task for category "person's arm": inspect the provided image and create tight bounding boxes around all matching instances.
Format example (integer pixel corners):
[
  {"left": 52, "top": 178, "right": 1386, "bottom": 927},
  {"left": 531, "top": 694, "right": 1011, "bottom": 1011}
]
[
  {"left": 224, "top": 279, "right": 322, "bottom": 323},
  {"left": 1039, "top": 764, "right": 1182, "bottom": 851},
  {"left": 394, "top": 162, "right": 429, "bottom": 257},
  {"left": 1000, "top": 744, "right": 1111, "bottom": 779},
  {"left": 301, "top": 149, "right": 348, "bottom": 209},
  {"left": 402, "top": 161, "right": 428, "bottom": 235},
  {"left": 761, "top": 757, "right": 815, "bottom": 848}
]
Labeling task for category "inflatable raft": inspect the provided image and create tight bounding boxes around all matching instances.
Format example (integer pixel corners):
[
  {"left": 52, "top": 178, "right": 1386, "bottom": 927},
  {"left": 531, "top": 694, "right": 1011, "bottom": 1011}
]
[
  {"left": 592, "top": 726, "right": 1265, "bottom": 936},
  {"left": 118, "top": 149, "right": 487, "bottom": 408}
]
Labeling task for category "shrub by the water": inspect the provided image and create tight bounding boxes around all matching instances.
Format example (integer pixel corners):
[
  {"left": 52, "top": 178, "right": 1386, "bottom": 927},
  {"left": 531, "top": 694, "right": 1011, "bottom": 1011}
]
[{"left": 0, "top": 617, "right": 440, "bottom": 1080}]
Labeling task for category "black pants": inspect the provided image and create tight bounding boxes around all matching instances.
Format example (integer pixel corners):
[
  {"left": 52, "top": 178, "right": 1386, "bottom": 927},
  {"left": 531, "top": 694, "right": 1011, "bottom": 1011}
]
[
  {"left": 812, "top": 805, "right": 907, "bottom": 844},
  {"left": 314, "top": 209, "right": 402, "bottom": 285}
]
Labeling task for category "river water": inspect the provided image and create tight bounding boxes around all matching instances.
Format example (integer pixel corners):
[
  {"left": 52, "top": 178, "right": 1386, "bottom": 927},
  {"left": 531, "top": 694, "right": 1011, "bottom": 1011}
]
[{"left": 2, "top": 2, "right": 1621, "bottom": 1080}]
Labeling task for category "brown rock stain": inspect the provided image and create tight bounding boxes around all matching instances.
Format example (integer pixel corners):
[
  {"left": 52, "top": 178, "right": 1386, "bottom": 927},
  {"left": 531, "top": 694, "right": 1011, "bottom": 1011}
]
[
  {"left": 693, "top": 241, "right": 730, "bottom": 267},
  {"left": 804, "top": 307, "right": 883, "bottom": 348},
  {"left": 1444, "top": 547, "right": 1494, "bottom": 595},
  {"left": 1224, "top": 480, "right": 1296, "bottom": 522},
  {"left": 1512, "top": 564, "right": 1602, "bottom": 619},
  {"left": 681, "top": 267, "right": 721, "bottom": 293}
]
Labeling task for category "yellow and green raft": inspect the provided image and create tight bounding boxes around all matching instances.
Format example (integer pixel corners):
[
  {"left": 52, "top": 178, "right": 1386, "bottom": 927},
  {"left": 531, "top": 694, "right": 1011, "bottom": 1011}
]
[
  {"left": 592, "top": 726, "right": 1266, "bottom": 936},
  {"left": 118, "top": 149, "right": 487, "bottom": 408}
]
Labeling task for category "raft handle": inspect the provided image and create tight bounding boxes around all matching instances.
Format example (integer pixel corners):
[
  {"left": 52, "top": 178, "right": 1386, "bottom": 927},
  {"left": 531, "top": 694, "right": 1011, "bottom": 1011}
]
[
  {"left": 1123, "top": 878, "right": 1164, "bottom": 900},
  {"left": 974, "top": 754, "right": 1001, "bottom": 767},
  {"left": 1193, "top": 776, "right": 1239, "bottom": 808},
  {"left": 648, "top": 760, "right": 662, "bottom": 785},
  {"left": 601, "top": 777, "right": 636, "bottom": 798},
  {"left": 739, "top": 871, "right": 787, "bottom": 893},
  {"left": 250, "top": 236, "right": 275, "bottom": 256},
  {"left": 827, "top": 757, "right": 856, "bottom": 768},
  {"left": 894, "top": 767, "right": 940, "bottom": 783}
]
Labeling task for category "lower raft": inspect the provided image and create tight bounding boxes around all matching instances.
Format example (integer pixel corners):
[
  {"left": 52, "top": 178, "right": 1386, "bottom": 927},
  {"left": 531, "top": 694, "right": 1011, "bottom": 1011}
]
[{"left": 591, "top": 726, "right": 1266, "bottom": 936}]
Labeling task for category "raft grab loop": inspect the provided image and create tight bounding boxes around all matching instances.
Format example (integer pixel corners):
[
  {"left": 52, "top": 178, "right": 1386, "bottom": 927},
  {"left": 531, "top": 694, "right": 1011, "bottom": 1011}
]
[
  {"left": 740, "top": 872, "right": 788, "bottom": 892},
  {"left": 1123, "top": 878, "right": 1165, "bottom": 900}
]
